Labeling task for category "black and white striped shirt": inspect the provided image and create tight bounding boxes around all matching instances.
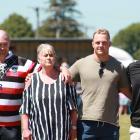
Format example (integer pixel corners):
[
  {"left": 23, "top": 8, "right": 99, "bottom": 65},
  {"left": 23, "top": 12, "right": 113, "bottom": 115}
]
[{"left": 20, "top": 72, "right": 77, "bottom": 140}]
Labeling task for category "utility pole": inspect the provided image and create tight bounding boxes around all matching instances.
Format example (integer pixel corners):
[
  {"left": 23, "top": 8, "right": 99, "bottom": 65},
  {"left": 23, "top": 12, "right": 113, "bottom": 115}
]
[
  {"left": 35, "top": 7, "right": 40, "bottom": 38},
  {"left": 30, "top": 7, "right": 40, "bottom": 38}
]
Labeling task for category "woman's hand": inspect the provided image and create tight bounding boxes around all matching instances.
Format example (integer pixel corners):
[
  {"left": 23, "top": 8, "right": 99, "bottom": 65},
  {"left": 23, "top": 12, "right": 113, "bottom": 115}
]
[
  {"left": 69, "top": 127, "right": 77, "bottom": 140},
  {"left": 22, "top": 129, "right": 32, "bottom": 140},
  {"left": 25, "top": 73, "right": 33, "bottom": 89}
]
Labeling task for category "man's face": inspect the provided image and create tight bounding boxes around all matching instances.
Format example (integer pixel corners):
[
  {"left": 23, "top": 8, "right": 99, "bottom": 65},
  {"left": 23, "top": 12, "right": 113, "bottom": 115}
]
[
  {"left": 0, "top": 32, "right": 10, "bottom": 57},
  {"left": 92, "top": 34, "right": 111, "bottom": 56}
]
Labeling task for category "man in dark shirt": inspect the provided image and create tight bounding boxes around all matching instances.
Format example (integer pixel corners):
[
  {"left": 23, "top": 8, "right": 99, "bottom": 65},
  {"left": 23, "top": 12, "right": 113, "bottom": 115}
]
[{"left": 127, "top": 60, "right": 140, "bottom": 140}]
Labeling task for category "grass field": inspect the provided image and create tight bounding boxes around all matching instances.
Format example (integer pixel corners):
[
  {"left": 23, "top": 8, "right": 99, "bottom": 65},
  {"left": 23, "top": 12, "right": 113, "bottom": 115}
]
[{"left": 120, "top": 114, "right": 130, "bottom": 140}]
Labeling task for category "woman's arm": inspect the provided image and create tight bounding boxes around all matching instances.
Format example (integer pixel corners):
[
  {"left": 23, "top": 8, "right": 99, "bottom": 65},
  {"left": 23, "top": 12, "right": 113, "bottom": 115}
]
[
  {"left": 69, "top": 110, "right": 77, "bottom": 140},
  {"left": 21, "top": 114, "right": 32, "bottom": 140}
]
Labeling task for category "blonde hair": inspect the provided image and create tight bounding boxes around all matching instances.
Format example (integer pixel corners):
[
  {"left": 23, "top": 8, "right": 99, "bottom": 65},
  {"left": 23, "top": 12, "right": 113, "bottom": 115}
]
[
  {"left": 37, "top": 43, "right": 56, "bottom": 56},
  {"left": 93, "top": 28, "right": 110, "bottom": 41}
]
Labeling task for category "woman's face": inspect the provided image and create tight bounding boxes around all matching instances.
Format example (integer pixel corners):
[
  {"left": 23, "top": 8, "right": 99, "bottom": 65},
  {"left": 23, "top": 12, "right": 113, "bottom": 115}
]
[{"left": 38, "top": 48, "right": 55, "bottom": 68}]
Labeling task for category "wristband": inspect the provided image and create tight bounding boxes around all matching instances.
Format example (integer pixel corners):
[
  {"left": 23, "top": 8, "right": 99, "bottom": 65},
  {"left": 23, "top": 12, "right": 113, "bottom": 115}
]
[{"left": 71, "top": 125, "right": 77, "bottom": 130}]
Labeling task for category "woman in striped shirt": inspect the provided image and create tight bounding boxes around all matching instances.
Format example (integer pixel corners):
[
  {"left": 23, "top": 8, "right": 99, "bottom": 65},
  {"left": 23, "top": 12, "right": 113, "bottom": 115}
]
[{"left": 20, "top": 43, "right": 77, "bottom": 140}]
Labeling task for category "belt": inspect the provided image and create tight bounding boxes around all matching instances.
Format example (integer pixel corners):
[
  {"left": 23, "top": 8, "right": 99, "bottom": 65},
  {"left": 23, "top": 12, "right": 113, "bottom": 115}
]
[
  {"left": 78, "top": 120, "right": 106, "bottom": 127},
  {"left": 92, "top": 121, "right": 105, "bottom": 127}
]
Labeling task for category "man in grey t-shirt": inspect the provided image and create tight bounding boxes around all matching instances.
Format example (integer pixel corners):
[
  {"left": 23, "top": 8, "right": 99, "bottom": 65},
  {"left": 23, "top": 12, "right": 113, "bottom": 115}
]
[{"left": 63, "top": 28, "right": 131, "bottom": 140}]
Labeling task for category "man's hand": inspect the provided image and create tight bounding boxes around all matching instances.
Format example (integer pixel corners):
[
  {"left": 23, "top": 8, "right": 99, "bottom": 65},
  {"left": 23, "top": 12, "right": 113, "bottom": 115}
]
[{"left": 60, "top": 66, "right": 72, "bottom": 83}]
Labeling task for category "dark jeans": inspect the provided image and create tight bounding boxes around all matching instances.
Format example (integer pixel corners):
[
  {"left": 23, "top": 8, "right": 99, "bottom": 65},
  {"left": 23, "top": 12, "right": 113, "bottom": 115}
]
[
  {"left": 77, "top": 120, "right": 119, "bottom": 140},
  {"left": 0, "top": 126, "right": 21, "bottom": 140}
]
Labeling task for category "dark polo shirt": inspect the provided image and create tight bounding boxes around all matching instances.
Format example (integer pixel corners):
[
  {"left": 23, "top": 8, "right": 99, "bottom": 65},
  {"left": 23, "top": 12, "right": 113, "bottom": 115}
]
[{"left": 127, "top": 60, "right": 140, "bottom": 128}]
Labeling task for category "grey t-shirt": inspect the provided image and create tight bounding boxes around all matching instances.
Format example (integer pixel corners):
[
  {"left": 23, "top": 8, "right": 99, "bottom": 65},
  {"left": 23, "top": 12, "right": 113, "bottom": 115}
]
[{"left": 69, "top": 54, "right": 129, "bottom": 126}]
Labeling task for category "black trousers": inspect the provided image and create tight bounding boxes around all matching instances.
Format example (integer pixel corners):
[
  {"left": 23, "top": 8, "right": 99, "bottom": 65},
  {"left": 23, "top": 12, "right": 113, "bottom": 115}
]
[{"left": 0, "top": 126, "right": 21, "bottom": 140}]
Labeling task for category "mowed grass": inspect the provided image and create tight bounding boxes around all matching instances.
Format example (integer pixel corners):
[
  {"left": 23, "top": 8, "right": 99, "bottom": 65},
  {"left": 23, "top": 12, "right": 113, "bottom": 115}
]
[{"left": 120, "top": 114, "right": 131, "bottom": 140}]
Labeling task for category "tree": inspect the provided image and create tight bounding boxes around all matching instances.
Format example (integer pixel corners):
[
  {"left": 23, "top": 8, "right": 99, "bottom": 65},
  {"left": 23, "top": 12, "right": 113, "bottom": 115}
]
[
  {"left": 38, "top": 0, "right": 84, "bottom": 38},
  {"left": 112, "top": 23, "right": 140, "bottom": 59},
  {"left": 0, "top": 13, "right": 34, "bottom": 38}
]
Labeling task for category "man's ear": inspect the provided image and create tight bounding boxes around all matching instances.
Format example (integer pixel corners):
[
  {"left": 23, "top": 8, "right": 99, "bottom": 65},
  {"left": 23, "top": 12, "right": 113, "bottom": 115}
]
[{"left": 92, "top": 41, "right": 94, "bottom": 49}]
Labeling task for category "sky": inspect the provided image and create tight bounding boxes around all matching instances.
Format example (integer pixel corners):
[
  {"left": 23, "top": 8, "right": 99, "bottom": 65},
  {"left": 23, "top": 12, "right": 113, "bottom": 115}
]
[{"left": 0, "top": 0, "right": 140, "bottom": 39}]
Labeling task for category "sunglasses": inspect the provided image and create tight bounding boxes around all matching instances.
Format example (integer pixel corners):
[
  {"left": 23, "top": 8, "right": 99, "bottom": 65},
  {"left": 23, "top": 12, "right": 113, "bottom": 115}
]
[{"left": 99, "top": 62, "right": 106, "bottom": 78}]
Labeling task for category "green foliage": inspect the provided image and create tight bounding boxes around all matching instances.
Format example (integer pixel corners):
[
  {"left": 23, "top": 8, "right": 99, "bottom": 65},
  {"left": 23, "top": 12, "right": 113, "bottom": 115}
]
[
  {"left": 133, "top": 48, "right": 140, "bottom": 60},
  {"left": 0, "top": 13, "right": 34, "bottom": 38},
  {"left": 38, "top": 17, "right": 84, "bottom": 37},
  {"left": 39, "top": 0, "right": 84, "bottom": 38},
  {"left": 112, "top": 23, "right": 140, "bottom": 59}
]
